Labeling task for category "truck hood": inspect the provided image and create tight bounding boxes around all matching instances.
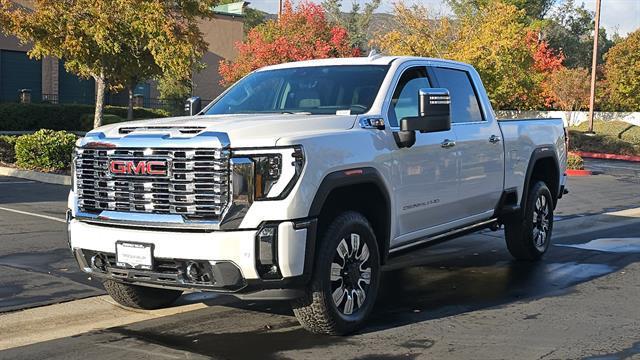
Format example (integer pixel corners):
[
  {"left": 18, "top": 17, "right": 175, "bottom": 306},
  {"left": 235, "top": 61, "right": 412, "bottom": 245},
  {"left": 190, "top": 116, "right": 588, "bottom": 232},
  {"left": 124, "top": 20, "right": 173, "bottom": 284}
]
[{"left": 86, "top": 114, "right": 358, "bottom": 147}]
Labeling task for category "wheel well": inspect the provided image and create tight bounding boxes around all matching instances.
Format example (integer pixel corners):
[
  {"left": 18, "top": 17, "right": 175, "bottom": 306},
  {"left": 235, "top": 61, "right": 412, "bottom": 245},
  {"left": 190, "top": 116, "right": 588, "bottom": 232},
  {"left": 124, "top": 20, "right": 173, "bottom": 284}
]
[
  {"left": 529, "top": 157, "right": 560, "bottom": 206},
  {"left": 316, "top": 183, "right": 391, "bottom": 264}
]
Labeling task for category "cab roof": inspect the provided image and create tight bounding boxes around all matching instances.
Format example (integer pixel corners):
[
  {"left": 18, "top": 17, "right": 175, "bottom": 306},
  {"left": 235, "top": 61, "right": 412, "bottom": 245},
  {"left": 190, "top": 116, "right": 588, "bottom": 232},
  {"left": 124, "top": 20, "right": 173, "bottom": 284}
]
[{"left": 258, "top": 56, "right": 472, "bottom": 71}]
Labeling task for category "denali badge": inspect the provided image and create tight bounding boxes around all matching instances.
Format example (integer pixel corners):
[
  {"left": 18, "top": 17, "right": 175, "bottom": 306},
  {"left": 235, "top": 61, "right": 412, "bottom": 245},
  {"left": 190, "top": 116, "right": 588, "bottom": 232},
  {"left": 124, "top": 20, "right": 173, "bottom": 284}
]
[{"left": 109, "top": 160, "right": 169, "bottom": 176}]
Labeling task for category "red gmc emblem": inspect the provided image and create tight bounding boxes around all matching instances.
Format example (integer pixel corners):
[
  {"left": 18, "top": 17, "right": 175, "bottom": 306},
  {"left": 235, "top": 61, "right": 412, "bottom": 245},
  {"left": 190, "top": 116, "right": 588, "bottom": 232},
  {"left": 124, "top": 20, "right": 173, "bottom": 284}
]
[{"left": 109, "top": 160, "right": 168, "bottom": 176}]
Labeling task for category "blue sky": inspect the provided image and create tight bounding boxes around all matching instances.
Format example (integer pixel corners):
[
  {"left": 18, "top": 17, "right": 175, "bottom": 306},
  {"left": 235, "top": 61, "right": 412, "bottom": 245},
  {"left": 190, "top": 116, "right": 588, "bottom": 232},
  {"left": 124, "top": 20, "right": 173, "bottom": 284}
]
[{"left": 247, "top": 0, "right": 640, "bottom": 35}]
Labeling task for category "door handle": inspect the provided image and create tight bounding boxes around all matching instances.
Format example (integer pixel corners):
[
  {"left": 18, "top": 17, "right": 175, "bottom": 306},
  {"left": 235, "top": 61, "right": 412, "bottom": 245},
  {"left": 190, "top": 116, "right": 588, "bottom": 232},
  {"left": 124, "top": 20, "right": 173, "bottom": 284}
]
[
  {"left": 489, "top": 135, "right": 502, "bottom": 144},
  {"left": 441, "top": 139, "right": 456, "bottom": 148}
]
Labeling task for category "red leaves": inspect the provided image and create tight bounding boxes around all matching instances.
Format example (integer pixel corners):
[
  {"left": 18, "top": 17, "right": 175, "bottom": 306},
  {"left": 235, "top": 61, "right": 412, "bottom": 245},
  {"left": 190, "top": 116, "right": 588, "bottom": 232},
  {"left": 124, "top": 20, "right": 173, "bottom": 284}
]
[
  {"left": 526, "top": 31, "right": 564, "bottom": 73},
  {"left": 219, "top": 1, "right": 359, "bottom": 85}
]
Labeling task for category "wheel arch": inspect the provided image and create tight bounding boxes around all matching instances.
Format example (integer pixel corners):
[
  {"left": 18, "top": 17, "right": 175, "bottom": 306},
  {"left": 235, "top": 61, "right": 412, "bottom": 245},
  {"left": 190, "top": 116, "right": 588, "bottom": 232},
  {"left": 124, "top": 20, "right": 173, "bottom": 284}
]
[
  {"left": 309, "top": 167, "right": 392, "bottom": 264},
  {"left": 522, "top": 147, "right": 561, "bottom": 209}
]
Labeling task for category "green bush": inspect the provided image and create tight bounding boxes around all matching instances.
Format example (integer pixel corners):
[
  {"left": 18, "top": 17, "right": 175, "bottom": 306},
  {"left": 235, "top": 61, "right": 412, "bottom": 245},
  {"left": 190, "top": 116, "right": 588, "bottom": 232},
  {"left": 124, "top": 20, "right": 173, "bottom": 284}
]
[
  {"left": 567, "top": 153, "right": 584, "bottom": 170},
  {"left": 14, "top": 129, "right": 77, "bottom": 171},
  {"left": 0, "top": 135, "right": 17, "bottom": 164},
  {"left": 0, "top": 103, "right": 169, "bottom": 132}
]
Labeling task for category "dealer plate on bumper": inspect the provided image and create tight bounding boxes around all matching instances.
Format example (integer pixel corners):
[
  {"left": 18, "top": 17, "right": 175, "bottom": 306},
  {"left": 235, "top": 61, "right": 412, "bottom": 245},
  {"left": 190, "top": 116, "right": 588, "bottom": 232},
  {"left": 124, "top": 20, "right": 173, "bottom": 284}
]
[{"left": 116, "top": 241, "right": 153, "bottom": 270}]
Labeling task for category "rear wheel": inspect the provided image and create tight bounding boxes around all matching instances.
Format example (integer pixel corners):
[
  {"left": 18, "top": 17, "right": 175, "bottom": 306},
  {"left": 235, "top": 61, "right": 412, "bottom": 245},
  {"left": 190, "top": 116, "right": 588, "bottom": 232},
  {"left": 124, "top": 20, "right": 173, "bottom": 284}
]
[
  {"left": 504, "top": 181, "right": 554, "bottom": 261},
  {"left": 292, "top": 211, "right": 380, "bottom": 335},
  {"left": 103, "top": 280, "right": 183, "bottom": 310}
]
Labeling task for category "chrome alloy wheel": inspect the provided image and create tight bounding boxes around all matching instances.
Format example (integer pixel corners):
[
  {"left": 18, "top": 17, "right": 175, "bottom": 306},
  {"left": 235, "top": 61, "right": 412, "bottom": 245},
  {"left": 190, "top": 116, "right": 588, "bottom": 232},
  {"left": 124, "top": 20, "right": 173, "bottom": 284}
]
[
  {"left": 532, "top": 193, "right": 551, "bottom": 251},
  {"left": 330, "top": 233, "right": 372, "bottom": 315}
]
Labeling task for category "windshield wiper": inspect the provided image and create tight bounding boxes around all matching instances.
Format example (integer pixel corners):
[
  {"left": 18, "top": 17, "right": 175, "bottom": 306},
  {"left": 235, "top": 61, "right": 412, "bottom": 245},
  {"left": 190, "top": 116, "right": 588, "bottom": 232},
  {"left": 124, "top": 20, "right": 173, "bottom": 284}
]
[{"left": 279, "top": 111, "right": 312, "bottom": 115}]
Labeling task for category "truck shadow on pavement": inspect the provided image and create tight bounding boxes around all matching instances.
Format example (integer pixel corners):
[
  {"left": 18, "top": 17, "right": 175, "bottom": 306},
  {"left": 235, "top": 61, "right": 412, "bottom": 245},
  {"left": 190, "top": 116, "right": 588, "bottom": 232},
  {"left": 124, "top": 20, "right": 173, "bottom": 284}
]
[{"left": 81, "top": 235, "right": 640, "bottom": 360}]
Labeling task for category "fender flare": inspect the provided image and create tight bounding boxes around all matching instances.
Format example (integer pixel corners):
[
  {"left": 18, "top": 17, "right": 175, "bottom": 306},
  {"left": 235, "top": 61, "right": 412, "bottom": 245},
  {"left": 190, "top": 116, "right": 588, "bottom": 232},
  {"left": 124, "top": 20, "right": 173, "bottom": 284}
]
[
  {"left": 521, "top": 146, "right": 560, "bottom": 208},
  {"left": 308, "top": 167, "right": 392, "bottom": 262}
]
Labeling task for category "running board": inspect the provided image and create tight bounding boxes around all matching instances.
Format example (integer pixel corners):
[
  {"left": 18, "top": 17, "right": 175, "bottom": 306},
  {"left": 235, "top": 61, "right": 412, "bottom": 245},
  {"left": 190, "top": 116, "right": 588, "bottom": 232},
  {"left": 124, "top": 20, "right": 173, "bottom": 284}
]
[{"left": 388, "top": 218, "right": 498, "bottom": 256}]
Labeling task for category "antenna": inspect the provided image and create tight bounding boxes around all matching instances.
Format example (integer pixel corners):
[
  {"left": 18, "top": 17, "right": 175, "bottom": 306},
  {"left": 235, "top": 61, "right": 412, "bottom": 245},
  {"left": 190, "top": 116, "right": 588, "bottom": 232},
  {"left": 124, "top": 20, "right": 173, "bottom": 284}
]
[{"left": 368, "top": 49, "right": 382, "bottom": 60}]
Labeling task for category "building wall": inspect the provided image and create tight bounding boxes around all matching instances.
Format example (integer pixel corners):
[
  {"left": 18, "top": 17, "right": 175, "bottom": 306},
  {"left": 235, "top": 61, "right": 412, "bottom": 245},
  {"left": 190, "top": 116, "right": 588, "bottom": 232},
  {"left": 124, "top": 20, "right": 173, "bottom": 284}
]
[
  {"left": 149, "top": 14, "right": 244, "bottom": 103},
  {"left": 0, "top": 9, "right": 243, "bottom": 106}
]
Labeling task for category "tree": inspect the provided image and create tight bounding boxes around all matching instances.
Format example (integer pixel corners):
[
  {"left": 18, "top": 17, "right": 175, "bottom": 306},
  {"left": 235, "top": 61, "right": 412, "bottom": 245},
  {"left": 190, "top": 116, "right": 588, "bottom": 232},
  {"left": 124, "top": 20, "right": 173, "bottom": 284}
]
[
  {"left": 373, "top": 1, "right": 564, "bottom": 110},
  {"left": 218, "top": 1, "right": 360, "bottom": 86},
  {"left": 371, "top": 3, "right": 455, "bottom": 59},
  {"left": 546, "top": 67, "right": 591, "bottom": 111},
  {"left": 0, "top": 0, "right": 215, "bottom": 127},
  {"left": 603, "top": 30, "right": 640, "bottom": 111},
  {"left": 544, "top": 0, "right": 613, "bottom": 69},
  {"left": 322, "top": 0, "right": 381, "bottom": 51},
  {"left": 447, "top": 0, "right": 556, "bottom": 20}
]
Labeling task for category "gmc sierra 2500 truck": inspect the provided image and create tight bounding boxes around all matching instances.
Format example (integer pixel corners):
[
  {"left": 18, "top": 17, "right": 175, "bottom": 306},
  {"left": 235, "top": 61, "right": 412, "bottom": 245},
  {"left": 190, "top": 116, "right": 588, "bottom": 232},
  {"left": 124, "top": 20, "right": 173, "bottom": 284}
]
[{"left": 68, "top": 56, "right": 568, "bottom": 335}]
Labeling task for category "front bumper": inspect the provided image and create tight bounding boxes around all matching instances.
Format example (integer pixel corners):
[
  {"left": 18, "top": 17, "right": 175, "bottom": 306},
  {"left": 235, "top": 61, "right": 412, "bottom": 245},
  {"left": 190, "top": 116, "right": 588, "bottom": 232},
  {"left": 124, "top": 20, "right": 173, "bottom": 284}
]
[{"left": 68, "top": 218, "right": 316, "bottom": 300}]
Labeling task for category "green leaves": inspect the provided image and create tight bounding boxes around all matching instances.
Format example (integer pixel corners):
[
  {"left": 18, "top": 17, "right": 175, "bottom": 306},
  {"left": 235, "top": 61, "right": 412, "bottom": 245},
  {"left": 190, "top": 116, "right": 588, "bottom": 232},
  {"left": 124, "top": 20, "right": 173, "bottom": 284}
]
[
  {"left": 0, "top": 0, "right": 215, "bottom": 127},
  {"left": 14, "top": 129, "right": 77, "bottom": 171},
  {"left": 604, "top": 30, "right": 640, "bottom": 111}
]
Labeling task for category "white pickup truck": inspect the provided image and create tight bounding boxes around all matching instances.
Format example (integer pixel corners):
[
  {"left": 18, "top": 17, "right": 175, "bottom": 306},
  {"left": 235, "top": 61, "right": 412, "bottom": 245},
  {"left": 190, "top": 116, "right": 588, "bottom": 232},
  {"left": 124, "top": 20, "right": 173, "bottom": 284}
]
[{"left": 68, "top": 56, "right": 568, "bottom": 335}]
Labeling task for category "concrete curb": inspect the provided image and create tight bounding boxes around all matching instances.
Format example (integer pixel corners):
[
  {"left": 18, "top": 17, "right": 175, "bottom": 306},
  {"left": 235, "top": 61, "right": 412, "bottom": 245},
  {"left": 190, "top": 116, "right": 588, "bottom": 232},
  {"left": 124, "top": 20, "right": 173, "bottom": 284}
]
[
  {"left": 572, "top": 151, "right": 640, "bottom": 162},
  {"left": 566, "top": 169, "right": 593, "bottom": 176},
  {"left": 0, "top": 166, "right": 71, "bottom": 186}
]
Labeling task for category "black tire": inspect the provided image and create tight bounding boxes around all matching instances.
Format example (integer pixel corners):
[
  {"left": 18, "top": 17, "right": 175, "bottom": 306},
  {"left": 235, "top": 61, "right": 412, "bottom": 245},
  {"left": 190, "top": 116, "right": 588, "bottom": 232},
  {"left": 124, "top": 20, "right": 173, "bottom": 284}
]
[
  {"left": 292, "top": 211, "right": 380, "bottom": 335},
  {"left": 103, "top": 280, "right": 183, "bottom": 310},
  {"left": 504, "top": 181, "right": 554, "bottom": 261}
]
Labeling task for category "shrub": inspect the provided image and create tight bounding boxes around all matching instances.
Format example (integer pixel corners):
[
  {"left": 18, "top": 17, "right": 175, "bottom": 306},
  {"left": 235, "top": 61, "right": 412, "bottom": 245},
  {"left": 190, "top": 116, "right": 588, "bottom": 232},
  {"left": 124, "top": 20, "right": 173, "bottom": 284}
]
[
  {"left": 0, "top": 135, "right": 17, "bottom": 164},
  {"left": 569, "top": 121, "right": 640, "bottom": 156},
  {"left": 0, "top": 103, "right": 169, "bottom": 132},
  {"left": 567, "top": 153, "right": 584, "bottom": 170},
  {"left": 14, "top": 129, "right": 77, "bottom": 171}
]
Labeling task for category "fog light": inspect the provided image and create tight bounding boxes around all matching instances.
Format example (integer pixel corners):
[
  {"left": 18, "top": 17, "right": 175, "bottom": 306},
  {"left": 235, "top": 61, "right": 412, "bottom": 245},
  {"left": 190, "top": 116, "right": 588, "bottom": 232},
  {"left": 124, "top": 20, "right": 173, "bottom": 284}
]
[
  {"left": 257, "top": 225, "right": 281, "bottom": 279},
  {"left": 91, "top": 254, "right": 107, "bottom": 272},
  {"left": 186, "top": 262, "right": 200, "bottom": 281}
]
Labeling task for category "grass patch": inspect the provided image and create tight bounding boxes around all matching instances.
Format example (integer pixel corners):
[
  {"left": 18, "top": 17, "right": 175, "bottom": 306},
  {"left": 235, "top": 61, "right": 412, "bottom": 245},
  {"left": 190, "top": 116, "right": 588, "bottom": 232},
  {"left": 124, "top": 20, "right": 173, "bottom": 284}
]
[{"left": 569, "top": 120, "right": 640, "bottom": 156}]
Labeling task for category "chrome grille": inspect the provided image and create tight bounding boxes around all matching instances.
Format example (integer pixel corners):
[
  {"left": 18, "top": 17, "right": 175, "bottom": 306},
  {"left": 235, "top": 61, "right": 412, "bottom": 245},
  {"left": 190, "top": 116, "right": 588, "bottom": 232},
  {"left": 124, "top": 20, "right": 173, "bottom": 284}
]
[{"left": 75, "top": 147, "right": 230, "bottom": 220}]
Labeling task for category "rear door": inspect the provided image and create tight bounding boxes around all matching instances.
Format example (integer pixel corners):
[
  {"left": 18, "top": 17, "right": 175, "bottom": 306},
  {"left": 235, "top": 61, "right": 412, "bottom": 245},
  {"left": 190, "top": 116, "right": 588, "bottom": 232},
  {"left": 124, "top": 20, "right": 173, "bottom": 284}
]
[
  {"left": 388, "top": 65, "right": 460, "bottom": 246},
  {"left": 431, "top": 66, "right": 504, "bottom": 219}
]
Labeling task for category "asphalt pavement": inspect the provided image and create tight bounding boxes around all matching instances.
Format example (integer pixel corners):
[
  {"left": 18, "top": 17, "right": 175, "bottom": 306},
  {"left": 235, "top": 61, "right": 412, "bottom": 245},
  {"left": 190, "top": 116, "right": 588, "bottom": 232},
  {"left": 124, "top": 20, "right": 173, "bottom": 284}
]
[{"left": 0, "top": 158, "right": 638, "bottom": 359}]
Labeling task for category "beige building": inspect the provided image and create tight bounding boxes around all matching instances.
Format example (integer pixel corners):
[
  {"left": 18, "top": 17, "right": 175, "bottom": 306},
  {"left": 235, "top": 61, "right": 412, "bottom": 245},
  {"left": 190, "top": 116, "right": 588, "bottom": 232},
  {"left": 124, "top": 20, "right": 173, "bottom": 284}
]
[{"left": 0, "top": 0, "right": 244, "bottom": 107}]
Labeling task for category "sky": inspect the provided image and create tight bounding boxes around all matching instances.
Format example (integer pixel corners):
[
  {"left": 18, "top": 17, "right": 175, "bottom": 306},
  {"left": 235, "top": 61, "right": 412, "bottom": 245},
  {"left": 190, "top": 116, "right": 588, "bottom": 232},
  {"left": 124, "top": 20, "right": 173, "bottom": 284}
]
[{"left": 247, "top": 0, "right": 640, "bottom": 36}]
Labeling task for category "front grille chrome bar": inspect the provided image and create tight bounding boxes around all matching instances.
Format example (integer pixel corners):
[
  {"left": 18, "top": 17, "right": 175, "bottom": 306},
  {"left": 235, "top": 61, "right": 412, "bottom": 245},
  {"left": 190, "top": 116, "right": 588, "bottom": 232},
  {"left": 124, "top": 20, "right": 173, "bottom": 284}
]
[{"left": 75, "top": 147, "right": 231, "bottom": 222}]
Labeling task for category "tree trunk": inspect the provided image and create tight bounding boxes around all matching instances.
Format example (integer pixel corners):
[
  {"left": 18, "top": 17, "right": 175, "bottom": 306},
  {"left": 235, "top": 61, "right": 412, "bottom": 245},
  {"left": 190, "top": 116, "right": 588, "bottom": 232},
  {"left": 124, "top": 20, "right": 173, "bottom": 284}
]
[
  {"left": 94, "top": 74, "right": 106, "bottom": 129},
  {"left": 127, "top": 84, "right": 134, "bottom": 121}
]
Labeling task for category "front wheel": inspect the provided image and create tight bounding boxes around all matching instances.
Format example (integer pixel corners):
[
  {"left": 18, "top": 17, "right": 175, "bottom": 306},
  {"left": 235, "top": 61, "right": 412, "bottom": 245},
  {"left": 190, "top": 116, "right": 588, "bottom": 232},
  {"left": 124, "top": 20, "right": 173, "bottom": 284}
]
[
  {"left": 504, "top": 181, "right": 554, "bottom": 261},
  {"left": 292, "top": 211, "right": 380, "bottom": 335}
]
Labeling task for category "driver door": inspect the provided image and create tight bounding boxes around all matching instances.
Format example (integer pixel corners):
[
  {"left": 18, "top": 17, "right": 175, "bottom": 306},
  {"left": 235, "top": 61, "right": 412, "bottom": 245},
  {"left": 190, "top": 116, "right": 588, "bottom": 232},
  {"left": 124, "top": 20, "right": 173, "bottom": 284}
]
[{"left": 389, "top": 66, "right": 460, "bottom": 247}]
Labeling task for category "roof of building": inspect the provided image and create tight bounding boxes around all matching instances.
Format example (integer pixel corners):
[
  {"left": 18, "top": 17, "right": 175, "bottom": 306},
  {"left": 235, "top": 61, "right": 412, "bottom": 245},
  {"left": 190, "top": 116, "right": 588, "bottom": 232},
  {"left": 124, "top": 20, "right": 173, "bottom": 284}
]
[{"left": 213, "top": 1, "right": 247, "bottom": 16}]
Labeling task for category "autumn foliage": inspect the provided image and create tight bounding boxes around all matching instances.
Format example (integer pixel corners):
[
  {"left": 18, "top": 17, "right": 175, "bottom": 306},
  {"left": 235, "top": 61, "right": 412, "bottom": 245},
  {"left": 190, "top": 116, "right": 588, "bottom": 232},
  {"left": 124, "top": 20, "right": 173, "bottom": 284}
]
[
  {"left": 219, "top": 1, "right": 360, "bottom": 85},
  {"left": 373, "top": 1, "right": 566, "bottom": 110}
]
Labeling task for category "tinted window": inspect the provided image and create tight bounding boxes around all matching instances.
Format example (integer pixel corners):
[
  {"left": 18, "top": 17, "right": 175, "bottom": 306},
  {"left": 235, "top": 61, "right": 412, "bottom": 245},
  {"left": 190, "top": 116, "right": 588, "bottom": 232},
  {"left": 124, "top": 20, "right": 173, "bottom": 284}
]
[
  {"left": 205, "top": 65, "right": 389, "bottom": 116},
  {"left": 387, "top": 67, "right": 430, "bottom": 127},
  {"left": 432, "top": 67, "right": 483, "bottom": 123}
]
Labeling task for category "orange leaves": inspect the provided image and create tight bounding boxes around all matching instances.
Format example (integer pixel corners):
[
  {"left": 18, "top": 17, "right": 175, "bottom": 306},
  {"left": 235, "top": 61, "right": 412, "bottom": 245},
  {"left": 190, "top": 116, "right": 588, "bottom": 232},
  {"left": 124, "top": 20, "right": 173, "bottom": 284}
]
[{"left": 218, "top": 1, "right": 359, "bottom": 86}]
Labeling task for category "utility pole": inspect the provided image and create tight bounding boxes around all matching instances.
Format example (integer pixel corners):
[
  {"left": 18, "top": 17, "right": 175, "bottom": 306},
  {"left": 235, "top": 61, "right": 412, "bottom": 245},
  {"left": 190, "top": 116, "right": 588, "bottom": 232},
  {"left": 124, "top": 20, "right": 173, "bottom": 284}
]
[
  {"left": 278, "top": 0, "right": 283, "bottom": 19},
  {"left": 587, "top": 0, "right": 602, "bottom": 134}
]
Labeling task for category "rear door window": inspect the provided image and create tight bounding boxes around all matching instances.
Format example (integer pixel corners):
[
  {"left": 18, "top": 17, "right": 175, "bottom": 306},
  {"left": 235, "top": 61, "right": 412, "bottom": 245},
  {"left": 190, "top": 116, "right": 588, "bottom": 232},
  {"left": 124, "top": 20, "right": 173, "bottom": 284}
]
[{"left": 431, "top": 67, "right": 484, "bottom": 124}]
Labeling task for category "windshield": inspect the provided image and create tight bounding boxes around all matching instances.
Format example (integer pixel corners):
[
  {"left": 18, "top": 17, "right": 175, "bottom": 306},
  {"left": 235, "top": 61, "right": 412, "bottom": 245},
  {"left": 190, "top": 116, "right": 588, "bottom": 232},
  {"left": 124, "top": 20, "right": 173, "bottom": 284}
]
[{"left": 205, "top": 65, "right": 389, "bottom": 116}]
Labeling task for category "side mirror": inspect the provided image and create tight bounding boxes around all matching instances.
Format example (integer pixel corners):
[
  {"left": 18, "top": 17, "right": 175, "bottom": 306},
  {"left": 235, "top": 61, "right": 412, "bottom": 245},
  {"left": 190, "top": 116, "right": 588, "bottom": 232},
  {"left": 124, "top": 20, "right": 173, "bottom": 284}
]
[
  {"left": 185, "top": 96, "right": 202, "bottom": 116},
  {"left": 395, "top": 88, "right": 451, "bottom": 148}
]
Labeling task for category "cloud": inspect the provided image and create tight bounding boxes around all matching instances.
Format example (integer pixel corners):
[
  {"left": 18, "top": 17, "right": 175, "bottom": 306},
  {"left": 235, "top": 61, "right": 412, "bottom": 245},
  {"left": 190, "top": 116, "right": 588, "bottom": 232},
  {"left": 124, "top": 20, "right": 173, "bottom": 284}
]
[{"left": 581, "top": 0, "right": 640, "bottom": 36}]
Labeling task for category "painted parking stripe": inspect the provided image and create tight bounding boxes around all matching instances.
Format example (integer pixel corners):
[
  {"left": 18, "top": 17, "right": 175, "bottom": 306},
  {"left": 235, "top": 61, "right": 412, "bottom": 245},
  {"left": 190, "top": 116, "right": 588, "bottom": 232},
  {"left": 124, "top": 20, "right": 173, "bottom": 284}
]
[{"left": 0, "top": 206, "right": 66, "bottom": 223}]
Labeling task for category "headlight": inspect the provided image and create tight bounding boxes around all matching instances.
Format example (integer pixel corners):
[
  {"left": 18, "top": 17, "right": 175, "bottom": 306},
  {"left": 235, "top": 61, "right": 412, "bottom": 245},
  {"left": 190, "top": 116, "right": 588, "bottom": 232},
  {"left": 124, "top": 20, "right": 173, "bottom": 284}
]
[{"left": 232, "top": 146, "right": 304, "bottom": 201}]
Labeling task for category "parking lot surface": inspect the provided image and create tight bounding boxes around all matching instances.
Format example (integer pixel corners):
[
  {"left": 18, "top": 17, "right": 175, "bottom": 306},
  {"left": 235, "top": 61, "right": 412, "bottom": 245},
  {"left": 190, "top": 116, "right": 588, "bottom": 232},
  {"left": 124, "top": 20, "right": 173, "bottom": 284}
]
[{"left": 0, "top": 158, "right": 638, "bottom": 359}]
